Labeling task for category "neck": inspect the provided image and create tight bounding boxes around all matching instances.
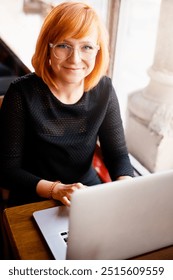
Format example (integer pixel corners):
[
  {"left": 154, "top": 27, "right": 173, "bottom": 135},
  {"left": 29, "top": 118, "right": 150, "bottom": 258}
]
[{"left": 50, "top": 80, "right": 84, "bottom": 105}]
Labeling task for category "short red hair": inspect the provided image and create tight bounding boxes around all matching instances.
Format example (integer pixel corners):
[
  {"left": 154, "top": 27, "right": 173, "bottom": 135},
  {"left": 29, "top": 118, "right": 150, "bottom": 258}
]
[{"left": 32, "top": 1, "right": 109, "bottom": 91}]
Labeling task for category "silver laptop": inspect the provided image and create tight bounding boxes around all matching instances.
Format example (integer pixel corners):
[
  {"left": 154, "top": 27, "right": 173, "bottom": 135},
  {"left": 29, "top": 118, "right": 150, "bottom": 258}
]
[{"left": 33, "top": 170, "right": 173, "bottom": 259}]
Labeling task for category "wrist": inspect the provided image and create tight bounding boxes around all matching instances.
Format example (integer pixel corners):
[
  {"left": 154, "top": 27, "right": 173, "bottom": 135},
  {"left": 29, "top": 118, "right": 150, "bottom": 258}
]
[{"left": 48, "top": 181, "right": 61, "bottom": 199}]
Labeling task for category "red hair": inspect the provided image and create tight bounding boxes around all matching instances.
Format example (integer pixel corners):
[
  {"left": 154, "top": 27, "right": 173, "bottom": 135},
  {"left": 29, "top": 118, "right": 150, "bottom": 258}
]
[{"left": 32, "top": 2, "right": 109, "bottom": 91}]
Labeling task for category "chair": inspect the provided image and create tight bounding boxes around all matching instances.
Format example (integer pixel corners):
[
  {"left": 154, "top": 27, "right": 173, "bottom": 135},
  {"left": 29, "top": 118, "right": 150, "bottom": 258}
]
[
  {"left": 0, "top": 95, "right": 3, "bottom": 107},
  {"left": 93, "top": 144, "right": 111, "bottom": 183}
]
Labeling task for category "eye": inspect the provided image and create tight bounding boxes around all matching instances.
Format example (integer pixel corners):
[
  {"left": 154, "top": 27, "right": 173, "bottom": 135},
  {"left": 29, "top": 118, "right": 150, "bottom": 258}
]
[
  {"left": 55, "top": 43, "right": 71, "bottom": 49},
  {"left": 81, "top": 45, "right": 94, "bottom": 51}
]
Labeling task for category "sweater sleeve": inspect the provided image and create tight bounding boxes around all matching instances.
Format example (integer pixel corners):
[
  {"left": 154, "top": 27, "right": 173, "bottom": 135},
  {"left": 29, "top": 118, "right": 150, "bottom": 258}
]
[
  {"left": 0, "top": 81, "right": 41, "bottom": 195},
  {"left": 98, "top": 78, "right": 134, "bottom": 180}
]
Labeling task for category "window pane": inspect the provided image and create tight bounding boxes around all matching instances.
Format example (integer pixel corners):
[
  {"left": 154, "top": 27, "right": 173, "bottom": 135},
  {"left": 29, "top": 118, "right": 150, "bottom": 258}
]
[{"left": 113, "top": 0, "right": 162, "bottom": 122}]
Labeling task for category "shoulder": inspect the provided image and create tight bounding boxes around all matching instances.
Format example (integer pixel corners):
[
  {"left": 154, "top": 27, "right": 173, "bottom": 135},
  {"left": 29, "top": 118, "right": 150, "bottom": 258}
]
[
  {"left": 93, "top": 76, "right": 113, "bottom": 92},
  {"left": 90, "top": 76, "right": 116, "bottom": 102},
  {"left": 11, "top": 72, "right": 41, "bottom": 88},
  {"left": 7, "top": 72, "right": 44, "bottom": 98},
  {"left": 3, "top": 73, "right": 43, "bottom": 107}
]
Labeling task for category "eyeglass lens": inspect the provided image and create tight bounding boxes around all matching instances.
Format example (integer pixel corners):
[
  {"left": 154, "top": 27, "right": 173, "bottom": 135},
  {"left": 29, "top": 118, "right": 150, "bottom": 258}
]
[{"left": 53, "top": 43, "right": 99, "bottom": 60}]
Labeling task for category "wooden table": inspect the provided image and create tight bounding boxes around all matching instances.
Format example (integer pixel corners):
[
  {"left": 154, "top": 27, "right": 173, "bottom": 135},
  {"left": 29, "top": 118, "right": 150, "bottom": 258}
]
[
  {"left": 3, "top": 200, "right": 58, "bottom": 260},
  {"left": 3, "top": 200, "right": 173, "bottom": 260}
]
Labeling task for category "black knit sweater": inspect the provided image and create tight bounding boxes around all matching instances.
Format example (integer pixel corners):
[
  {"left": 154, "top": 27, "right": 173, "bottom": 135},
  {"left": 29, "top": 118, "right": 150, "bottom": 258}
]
[{"left": 0, "top": 73, "right": 133, "bottom": 204}]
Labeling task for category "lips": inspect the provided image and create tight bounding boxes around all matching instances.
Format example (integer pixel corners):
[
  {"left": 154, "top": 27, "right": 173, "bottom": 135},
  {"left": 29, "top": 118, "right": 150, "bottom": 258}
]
[{"left": 64, "top": 67, "right": 83, "bottom": 71}]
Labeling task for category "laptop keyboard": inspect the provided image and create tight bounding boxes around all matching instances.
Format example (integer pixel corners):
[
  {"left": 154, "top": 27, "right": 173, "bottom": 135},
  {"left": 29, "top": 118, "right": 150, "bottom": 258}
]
[{"left": 60, "top": 231, "right": 69, "bottom": 244}]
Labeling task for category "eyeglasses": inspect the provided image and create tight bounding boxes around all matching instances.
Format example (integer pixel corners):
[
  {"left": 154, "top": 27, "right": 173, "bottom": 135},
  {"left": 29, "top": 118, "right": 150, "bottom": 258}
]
[{"left": 49, "top": 42, "right": 100, "bottom": 60}]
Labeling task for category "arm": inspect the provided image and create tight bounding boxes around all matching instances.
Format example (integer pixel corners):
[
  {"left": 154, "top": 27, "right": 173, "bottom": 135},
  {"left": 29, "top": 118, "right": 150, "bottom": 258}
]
[
  {"left": 98, "top": 79, "right": 134, "bottom": 180},
  {"left": 0, "top": 82, "right": 42, "bottom": 200},
  {"left": 0, "top": 82, "right": 85, "bottom": 205}
]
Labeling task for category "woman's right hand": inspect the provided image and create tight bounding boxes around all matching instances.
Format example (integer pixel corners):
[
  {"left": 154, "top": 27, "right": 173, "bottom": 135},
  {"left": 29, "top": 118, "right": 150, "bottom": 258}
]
[{"left": 51, "top": 182, "right": 86, "bottom": 206}]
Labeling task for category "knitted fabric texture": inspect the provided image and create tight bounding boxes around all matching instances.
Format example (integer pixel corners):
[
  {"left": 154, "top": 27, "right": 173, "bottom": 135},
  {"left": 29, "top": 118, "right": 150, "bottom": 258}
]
[{"left": 0, "top": 73, "right": 133, "bottom": 204}]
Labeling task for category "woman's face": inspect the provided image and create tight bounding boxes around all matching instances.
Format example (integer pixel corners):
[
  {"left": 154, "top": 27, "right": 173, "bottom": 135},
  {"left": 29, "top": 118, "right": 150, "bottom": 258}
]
[{"left": 49, "top": 30, "right": 99, "bottom": 87}]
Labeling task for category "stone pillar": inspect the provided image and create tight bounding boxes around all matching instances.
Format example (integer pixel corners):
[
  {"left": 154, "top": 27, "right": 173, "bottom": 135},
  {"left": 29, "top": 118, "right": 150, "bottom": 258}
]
[{"left": 125, "top": 0, "right": 173, "bottom": 172}]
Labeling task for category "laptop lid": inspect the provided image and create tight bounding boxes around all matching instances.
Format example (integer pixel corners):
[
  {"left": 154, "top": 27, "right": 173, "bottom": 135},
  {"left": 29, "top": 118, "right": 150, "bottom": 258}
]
[
  {"left": 67, "top": 170, "right": 173, "bottom": 259},
  {"left": 33, "top": 170, "right": 173, "bottom": 260}
]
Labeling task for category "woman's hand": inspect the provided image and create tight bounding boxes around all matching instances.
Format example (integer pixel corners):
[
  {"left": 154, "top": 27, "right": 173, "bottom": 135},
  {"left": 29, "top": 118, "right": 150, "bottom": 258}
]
[
  {"left": 36, "top": 180, "right": 86, "bottom": 207},
  {"left": 51, "top": 182, "right": 86, "bottom": 206},
  {"left": 116, "top": 175, "right": 133, "bottom": 181}
]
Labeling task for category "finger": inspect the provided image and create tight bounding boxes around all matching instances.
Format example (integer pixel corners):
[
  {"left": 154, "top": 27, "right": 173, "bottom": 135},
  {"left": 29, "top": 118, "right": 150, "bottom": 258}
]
[
  {"left": 58, "top": 185, "right": 75, "bottom": 196},
  {"left": 63, "top": 185, "right": 77, "bottom": 194},
  {"left": 66, "top": 191, "right": 72, "bottom": 200},
  {"left": 74, "top": 182, "right": 86, "bottom": 189},
  {"left": 61, "top": 196, "right": 71, "bottom": 207}
]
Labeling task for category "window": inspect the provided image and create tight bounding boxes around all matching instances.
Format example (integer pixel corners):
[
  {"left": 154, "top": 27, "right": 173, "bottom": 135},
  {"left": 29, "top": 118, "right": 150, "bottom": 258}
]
[{"left": 112, "top": 0, "right": 162, "bottom": 122}]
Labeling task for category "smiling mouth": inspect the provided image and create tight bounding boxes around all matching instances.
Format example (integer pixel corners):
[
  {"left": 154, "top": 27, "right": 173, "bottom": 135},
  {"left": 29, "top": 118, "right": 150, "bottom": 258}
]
[{"left": 64, "top": 67, "right": 83, "bottom": 71}]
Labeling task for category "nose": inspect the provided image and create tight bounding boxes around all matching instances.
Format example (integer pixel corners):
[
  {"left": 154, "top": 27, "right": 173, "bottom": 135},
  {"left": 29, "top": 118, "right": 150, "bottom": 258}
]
[{"left": 68, "top": 48, "right": 82, "bottom": 63}]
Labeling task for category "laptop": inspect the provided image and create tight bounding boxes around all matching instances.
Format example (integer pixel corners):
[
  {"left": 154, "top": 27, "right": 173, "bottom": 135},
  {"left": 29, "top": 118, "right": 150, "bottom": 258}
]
[{"left": 33, "top": 170, "right": 173, "bottom": 259}]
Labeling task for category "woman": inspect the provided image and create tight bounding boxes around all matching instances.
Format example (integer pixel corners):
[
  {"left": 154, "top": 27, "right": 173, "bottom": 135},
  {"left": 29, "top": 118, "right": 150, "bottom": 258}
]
[{"left": 0, "top": 2, "right": 134, "bottom": 207}]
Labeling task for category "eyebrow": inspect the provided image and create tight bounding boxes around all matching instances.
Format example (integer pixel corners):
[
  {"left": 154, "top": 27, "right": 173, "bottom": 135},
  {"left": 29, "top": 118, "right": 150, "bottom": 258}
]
[{"left": 62, "top": 40, "right": 96, "bottom": 45}]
